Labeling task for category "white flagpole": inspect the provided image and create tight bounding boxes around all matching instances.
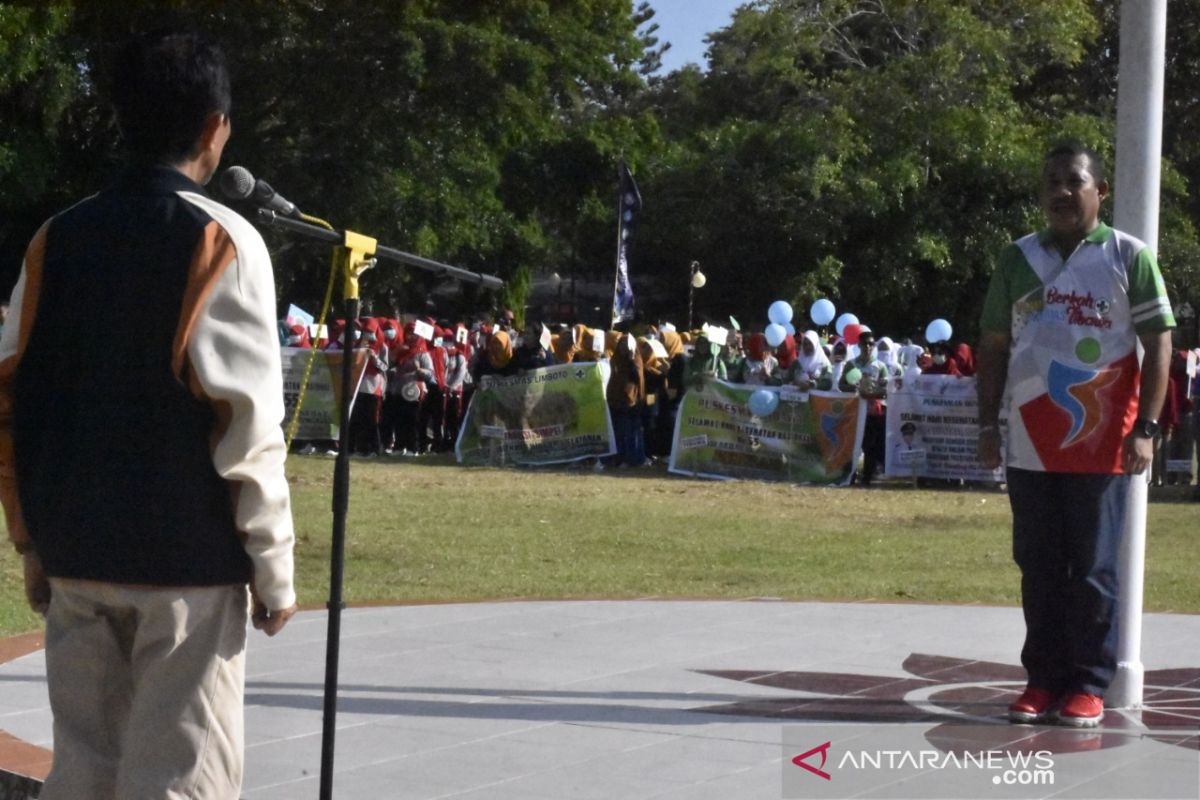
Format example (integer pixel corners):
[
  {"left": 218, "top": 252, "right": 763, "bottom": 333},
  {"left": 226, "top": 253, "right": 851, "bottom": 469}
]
[{"left": 1108, "top": 0, "right": 1167, "bottom": 710}]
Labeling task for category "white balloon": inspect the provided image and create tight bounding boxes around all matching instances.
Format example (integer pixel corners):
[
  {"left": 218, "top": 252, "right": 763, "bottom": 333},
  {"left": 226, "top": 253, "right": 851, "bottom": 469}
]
[
  {"left": 764, "top": 323, "right": 787, "bottom": 348},
  {"left": 925, "top": 318, "right": 953, "bottom": 343},
  {"left": 810, "top": 298, "right": 836, "bottom": 325},
  {"left": 768, "top": 300, "right": 793, "bottom": 326}
]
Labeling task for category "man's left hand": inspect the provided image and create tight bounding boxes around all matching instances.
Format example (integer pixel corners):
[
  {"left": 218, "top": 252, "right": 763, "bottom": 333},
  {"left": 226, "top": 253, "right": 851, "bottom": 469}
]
[
  {"left": 1121, "top": 432, "right": 1155, "bottom": 475},
  {"left": 251, "top": 595, "right": 298, "bottom": 637}
]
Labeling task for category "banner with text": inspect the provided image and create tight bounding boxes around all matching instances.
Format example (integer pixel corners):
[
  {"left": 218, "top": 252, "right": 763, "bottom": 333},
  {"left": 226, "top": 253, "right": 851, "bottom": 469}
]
[
  {"left": 281, "top": 347, "right": 368, "bottom": 440},
  {"left": 668, "top": 380, "right": 866, "bottom": 485},
  {"left": 885, "top": 374, "right": 1005, "bottom": 482},
  {"left": 455, "top": 362, "right": 616, "bottom": 465}
]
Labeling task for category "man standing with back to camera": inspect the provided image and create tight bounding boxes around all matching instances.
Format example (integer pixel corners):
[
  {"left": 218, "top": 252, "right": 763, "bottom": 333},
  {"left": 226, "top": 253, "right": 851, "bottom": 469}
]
[
  {"left": 977, "top": 143, "right": 1173, "bottom": 728},
  {"left": 0, "top": 32, "right": 297, "bottom": 798}
]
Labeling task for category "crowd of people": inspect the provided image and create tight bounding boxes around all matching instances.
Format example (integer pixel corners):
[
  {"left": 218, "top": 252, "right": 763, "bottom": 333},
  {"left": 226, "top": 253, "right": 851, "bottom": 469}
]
[
  {"left": 276, "top": 312, "right": 1103, "bottom": 475},
  {"left": 281, "top": 308, "right": 1200, "bottom": 490}
]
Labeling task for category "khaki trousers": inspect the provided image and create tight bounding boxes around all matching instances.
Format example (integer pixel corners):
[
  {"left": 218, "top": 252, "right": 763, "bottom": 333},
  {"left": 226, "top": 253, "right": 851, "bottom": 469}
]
[{"left": 40, "top": 580, "right": 248, "bottom": 800}]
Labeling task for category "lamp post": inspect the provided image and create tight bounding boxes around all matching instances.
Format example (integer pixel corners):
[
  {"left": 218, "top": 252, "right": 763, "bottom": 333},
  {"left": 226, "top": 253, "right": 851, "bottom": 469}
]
[{"left": 688, "top": 260, "right": 706, "bottom": 331}]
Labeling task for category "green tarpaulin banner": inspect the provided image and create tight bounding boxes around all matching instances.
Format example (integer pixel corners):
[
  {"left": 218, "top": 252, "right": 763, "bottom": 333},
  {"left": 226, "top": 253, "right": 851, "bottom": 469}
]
[
  {"left": 455, "top": 362, "right": 617, "bottom": 465},
  {"left": 281, "top": 347, "right": 368, "bottom": 440},
  {"left": 668, "top": 380, "right": 865, "bottom": 485}
]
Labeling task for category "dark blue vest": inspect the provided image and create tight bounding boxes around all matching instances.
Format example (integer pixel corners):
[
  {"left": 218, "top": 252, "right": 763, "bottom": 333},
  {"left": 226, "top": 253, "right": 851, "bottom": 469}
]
[{"left": 13, "top": 166, "right": 251, "bottom": 586}]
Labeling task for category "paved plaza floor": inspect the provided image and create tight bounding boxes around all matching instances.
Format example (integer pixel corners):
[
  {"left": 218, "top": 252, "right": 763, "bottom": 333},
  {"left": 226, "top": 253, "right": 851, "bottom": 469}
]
[{"left": 1, "top": 600, "right": 1198, "bottom": 799}]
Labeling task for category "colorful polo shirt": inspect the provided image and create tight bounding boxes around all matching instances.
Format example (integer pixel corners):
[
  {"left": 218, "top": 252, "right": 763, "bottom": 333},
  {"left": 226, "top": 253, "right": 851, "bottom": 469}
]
[{"left": 981, "top": 223, "right": 1175, "bottom": 473}]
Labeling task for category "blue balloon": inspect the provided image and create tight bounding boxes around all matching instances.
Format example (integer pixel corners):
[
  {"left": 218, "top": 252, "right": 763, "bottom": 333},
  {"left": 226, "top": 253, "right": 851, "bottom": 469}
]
[
  {"left": 784, "top": 322, "right": 796, "bottom": 336},
  {"left": 764, "top": 323, "right": 787, "bottom": 348},
  {"left": 925, "top": 318, "right": 953, "bottom": 343},
  {"left": 835, "top": 312, "right": 859, "bottom": 335},
  {"left": 748, "top": 388, "right": 780, "bottom": 417},
  {"left": 810, "top": 298, "right": 836, "bottom": 326},
  {"left": 768, "top": 300, "right": 794, "bottom": 326}
]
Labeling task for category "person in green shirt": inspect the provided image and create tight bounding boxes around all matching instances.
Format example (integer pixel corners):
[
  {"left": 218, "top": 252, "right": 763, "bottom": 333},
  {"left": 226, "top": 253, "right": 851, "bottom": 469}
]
[{"left": 977, "top": 143, "right": 1173, "bottom": 728}]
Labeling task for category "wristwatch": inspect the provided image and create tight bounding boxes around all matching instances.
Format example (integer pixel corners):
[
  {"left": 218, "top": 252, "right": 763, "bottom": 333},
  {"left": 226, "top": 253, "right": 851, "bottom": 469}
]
[{"left": 1132, "top": 418, "right": 1160, "bottom": 438}]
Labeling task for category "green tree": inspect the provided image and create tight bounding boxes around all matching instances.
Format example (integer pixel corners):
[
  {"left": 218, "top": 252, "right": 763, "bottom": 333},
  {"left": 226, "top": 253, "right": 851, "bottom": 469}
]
[
  {"left": 0, "top": 2, "right": 78, "bottom": 278},
  {"left": 636, "top": 0, "right": 1200, "bottom": 342},
  {"left": 0, "top": 1, "right": 660, "bottom": 323}
]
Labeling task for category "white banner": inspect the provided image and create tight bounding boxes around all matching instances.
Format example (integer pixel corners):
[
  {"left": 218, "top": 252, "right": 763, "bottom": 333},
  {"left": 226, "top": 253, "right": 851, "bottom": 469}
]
[{"left": 885, "top": 374, "right": 1004, "bottom": 483}]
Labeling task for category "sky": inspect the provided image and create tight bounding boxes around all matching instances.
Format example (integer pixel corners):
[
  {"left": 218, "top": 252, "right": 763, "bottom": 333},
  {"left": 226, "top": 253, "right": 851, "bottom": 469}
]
[{"left": 643, "top": 0, "right": 744, "bottom": 74}]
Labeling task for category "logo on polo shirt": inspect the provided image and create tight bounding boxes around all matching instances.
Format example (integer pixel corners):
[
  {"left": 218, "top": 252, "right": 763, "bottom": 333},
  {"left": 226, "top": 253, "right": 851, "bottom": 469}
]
[{"left": 1047, "top": 360, "right": 1121, "bottom": 448}]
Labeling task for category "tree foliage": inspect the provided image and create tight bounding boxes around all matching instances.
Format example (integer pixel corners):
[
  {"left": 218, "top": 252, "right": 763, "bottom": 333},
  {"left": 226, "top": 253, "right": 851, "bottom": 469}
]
[
  {"left": 1, "top": 0, "right": 1198, "bottom": 339},
  {"left": 0, "top": 0, "right": 658, "bottom": 320}
]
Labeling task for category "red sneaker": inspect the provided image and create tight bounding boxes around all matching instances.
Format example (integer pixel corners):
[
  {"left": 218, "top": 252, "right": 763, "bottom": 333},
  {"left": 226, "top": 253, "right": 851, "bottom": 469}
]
[
  {"left": 1058, "top": 692, "right": 1104, "bottom": 727},
  {"left": 1008, "top": 687, "right": 1057, "bottom": 723}
]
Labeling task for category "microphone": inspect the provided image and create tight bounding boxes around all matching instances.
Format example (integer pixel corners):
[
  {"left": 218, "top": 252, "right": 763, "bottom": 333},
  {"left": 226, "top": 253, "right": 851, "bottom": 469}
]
[{"left": 218, "top": 165, "right": 301, "bottom": 218}]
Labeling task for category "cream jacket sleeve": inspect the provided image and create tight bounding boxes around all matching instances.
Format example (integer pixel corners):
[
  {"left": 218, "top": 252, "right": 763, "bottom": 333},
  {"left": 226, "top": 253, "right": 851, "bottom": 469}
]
[{"left": 178, "top": 191, "right": 296, "bottom": 611}]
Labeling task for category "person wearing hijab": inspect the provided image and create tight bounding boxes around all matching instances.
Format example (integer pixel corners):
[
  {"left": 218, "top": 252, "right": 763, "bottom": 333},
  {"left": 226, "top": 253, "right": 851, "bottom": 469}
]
[
  {"left": 551, "top": 325, "right": 581, "bottom": 365},
  {"left": 387, "top": 322, "right": 433, "bottom": 455},
  {"left": 604, "top": 329, "right": 622, "bottom": 359},
  {"left": 637, "top": 337, "right": 671, "bottom": 458},
  {"left": 1162, "top": 350, "right": 1194, "bottom": 487},
  {"left": 443, "top": 331, "right": 471, "bottom": 451},
  {"left": 923, "top": 342, "right": 963, "bottom": 376},
  {"left": 875, "top": 336, "right": 899, "bottom": 372},
  {"left": 571, "top": 324, "right": 596, "bottom": 362},
  {"left": 323, "top": 319, "right": 346, "bottom": 350},
  {"left": 787, "top": 330, "right": 831, "bottom": 389},
  {"left": 897, "top": 337, "right": 926, "bottom": 373},
  {"left": 650, "top": 330, "right": 689, "bottom": 458},
  {"left": 418, "top": 327, "right": 451, "bottom": 453},
  {"left": 734, "top": 332, "right": 780, "bottom": 385},
  {"left": 349, "top": 317, "right": 388, "bottom": 456},
  {"left": 378, "top": 317, "right": 401, "bottom": 353},
  {"left": 687, "top": 335, "right": 728, "bottom": 386},
  {"left": 284, "top": 324, "right": 310, "bottom": 349},
  {"left": 776, "top": 334, "right": 798, "bottom": 372},
  {"left": 659, "top": 330, "right": 687, "bottom": 401},
  {"left": 477, "top": 328, "right": 516, "bottom": 380},
  {"left": 952, "top": 343, "right": 977, "bottom": 376},
  {"left": 607, "top": 333, "right": 646, "bottom": 467},
  {"left": 816, "top": 340, "right": 861, "bottom": 391}
]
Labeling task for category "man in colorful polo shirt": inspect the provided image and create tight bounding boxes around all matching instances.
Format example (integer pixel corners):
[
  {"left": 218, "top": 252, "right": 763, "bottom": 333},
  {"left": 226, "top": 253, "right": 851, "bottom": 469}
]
[{"left": 976, "top": 143, "right": 1174, "bottom": 727}]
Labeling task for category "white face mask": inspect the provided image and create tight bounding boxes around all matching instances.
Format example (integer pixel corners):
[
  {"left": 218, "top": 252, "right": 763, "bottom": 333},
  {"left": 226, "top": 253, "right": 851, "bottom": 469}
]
[
  {"left": 384, "top": 329, "right": 397, "bottom": 340},
  {"left": 353, "top": 330, "right": 362, "bottom": 341},
  {"left": 286, "top": 336, "right": 302, "bottom": 346},
  {"left": 933, "top": 354, "right": 947, "bottom": 365},
  {"left": 434, "top": 337, "right": 443, "bottom": 347}
]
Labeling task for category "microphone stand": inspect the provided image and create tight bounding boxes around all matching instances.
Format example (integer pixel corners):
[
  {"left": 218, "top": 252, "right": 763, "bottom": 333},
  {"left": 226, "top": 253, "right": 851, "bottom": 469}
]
[{"left": 253, "top": 211, "right": 502, "bottom": 800}]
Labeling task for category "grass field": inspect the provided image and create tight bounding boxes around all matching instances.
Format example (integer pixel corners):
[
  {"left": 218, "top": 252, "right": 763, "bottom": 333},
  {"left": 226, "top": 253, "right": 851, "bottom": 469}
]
[{"left": 2, "top": 454, "right": 1198, "bottom": 637}]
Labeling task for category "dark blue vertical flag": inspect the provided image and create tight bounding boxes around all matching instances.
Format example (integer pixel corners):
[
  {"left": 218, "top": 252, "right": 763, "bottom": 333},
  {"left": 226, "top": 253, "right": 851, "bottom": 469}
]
[{"left": 612, "top": 161, "right": 642, "bottom": 325}]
